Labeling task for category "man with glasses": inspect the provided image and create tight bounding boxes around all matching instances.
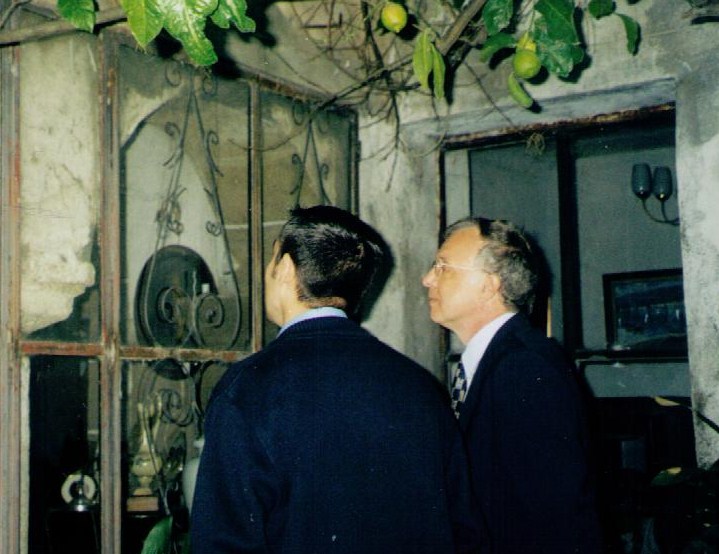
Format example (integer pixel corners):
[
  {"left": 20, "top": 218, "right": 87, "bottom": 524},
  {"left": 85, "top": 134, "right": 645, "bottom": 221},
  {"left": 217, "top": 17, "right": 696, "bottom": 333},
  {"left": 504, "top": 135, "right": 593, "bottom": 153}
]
[
  {"left": 422, "top": 217, "right": 601, "bottom": 553},
  {"left": 191, "top": 205, "right": 480, "bottom": 554}
]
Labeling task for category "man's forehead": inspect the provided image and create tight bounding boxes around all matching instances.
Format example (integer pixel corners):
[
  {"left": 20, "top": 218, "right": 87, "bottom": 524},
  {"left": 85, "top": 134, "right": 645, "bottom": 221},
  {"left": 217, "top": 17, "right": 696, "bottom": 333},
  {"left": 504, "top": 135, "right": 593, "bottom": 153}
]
[{"left": 439, "top": 227, "right": 484, "bottom": 257}]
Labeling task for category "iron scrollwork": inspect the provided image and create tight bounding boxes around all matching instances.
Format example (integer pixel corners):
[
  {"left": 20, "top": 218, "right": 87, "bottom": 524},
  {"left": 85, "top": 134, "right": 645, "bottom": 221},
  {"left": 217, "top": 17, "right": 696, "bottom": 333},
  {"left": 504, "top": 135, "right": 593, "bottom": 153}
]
[{"left": 136, "top": 64, "right": 242, "bottom": 350}]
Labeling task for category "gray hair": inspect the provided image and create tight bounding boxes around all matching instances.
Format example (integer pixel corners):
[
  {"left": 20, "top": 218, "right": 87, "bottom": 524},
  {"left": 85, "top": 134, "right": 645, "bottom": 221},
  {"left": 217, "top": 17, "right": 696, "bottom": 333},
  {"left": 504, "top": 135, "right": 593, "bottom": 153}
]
[{"left": 444, "top": 217, "right": 538, "bottom": 314}]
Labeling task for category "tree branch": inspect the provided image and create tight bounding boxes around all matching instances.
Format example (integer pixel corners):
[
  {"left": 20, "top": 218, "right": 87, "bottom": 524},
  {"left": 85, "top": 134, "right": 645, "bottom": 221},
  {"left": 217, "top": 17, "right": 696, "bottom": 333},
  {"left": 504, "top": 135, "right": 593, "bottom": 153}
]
[
  {"left": 318, "top": 0, "right": 488, "bottom": 108},
  {"left": 435, "top": 0, "right": 488, "bottom": 55}
]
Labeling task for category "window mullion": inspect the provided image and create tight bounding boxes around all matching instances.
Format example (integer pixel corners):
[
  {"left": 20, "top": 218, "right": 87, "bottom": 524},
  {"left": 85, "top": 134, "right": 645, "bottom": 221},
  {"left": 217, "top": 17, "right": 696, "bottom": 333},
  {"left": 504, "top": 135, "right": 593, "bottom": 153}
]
[
  {"left": 0, "top": 43, "right": 23, "bottom": 554},
  {"left": 100, "top": 31, "right": 123, "bottom": 554},
  {"left": 250, "top": 82, "right": 264, "bottom": 353}
]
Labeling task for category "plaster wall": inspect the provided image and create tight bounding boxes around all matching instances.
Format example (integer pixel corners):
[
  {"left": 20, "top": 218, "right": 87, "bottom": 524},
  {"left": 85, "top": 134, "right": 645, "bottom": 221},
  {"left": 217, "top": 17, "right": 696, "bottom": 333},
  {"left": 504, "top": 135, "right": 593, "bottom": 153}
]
[
  {"left": 676, "top": 65, "right": 719, "bottom": 466},
  {"left": 222, "top": 2, "right": 359, "bottom": 97},
  {"left": 357, "top": 117, "right": 444, "bottom": 379},
  {"left": 19, "top": 35, "right": 99, "bottom": 334}
]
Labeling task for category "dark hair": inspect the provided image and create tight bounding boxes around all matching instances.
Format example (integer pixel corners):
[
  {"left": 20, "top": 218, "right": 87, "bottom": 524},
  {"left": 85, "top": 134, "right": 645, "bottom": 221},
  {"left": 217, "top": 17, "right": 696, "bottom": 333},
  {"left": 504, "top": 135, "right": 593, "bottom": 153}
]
[
  {"left": 444, "top": 217, "right": 538, "bottom": 314},
  {"left": 275, "top": 205, "right": 385, "bottom": 316}
]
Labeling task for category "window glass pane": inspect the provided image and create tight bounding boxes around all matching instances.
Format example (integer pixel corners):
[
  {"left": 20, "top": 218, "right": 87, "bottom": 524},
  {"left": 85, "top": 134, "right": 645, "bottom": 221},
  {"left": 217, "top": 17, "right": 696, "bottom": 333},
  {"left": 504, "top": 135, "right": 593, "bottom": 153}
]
[
  {"left": 573, "top": 120, "right": 680, "bottom": 350},
  {"left": 118, "top": 46, "right": 251, "bottom": 350},
  {"left": 261, "top": 93, "right": 353, "bottom": 220},
  {"left": 260, "top": 91, "right": 355, "bottom": 341},
  {"left": 19, "top": 34, "right": 101, "bottom": 342},
  {"left": 122, "top": 359, "right": 227, "bottom": 551},
  {"left": 29, "top": 356, "right": 100, "bottom": 554}
]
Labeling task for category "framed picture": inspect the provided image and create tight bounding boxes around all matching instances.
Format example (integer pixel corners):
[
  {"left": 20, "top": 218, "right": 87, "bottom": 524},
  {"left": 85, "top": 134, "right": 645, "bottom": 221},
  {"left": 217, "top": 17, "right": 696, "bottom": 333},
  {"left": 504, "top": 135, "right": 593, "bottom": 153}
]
[{"left": 603, "top": 268, "right": 687, "bottom": 355}]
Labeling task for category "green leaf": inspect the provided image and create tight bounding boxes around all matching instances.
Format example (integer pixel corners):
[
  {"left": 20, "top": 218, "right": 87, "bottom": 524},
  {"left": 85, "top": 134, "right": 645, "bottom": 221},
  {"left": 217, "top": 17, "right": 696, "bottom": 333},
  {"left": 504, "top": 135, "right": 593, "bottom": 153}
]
[
  {"left": 211, "top": 0, "right": 256, "bottom": 33},
  {"left": 617, "top": 13, "right": 640, "bottom": 54},
  {"left": 156, "top": 0, "right": 219, "bottom": 65},
  {"left": 432, "top": 48, "right": 445, "bottom": 99},
  {"left": 535, "top": 0, "right": 579, "bottom": 43},
  {"left": 533, "top": 15, "right": 583, "bottom": 77},
  {"left": 482, "top": 0, "right": 514, "bottom": 36},
  {"left": 412, "top": 31, "right": 445, "bottom": 98},
  {"left": 478, "top": 32, "right": 516, "bottom": 63},
  {"left": 57, "top": 0, "right": 95, "bottom": 33},
  {"left": 141, "top": 516, "right": 172, "bottom": 554},
  {"left": 588, "top": 0, "right": 615, "bottom": 19},
  {"left": 533, "top": 0, "right": 584, "bottom": 75},
  {"left": 413, "top": 30, "right": 433, "bottom": 91},
  {"left": 120, "top": 0, "right": 164, "bottom": 47}
]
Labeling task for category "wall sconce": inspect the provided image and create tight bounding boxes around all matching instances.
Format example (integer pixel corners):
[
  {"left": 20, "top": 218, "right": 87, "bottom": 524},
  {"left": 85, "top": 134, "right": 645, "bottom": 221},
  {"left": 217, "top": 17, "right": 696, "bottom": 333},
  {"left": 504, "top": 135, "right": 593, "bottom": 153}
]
[{"left": 631, "top": 164, "right": 680, "bottom": 226}]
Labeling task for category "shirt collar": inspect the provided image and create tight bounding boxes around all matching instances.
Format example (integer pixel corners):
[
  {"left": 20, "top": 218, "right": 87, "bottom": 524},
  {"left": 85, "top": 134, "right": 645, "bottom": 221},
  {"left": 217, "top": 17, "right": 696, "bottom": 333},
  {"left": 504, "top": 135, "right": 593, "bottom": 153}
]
[
  {"left": 461, "top": 312, "right": 516, "bottom": 386},
  {"left": 279, "top": 307, "right": 347, "bottom": 335}
]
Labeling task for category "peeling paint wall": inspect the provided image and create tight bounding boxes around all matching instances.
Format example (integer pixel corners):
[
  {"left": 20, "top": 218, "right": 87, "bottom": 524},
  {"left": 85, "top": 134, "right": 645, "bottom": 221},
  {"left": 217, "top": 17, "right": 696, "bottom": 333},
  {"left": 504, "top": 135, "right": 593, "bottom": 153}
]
[
  {"left": 19, "top": 35, "right": 99, "bottom": 334},
  {"left": 357, "top": 117, "right": 445, "bottom": 379},
  {"left": 677, "top": 66, "right": 719, "bottom": 466}
]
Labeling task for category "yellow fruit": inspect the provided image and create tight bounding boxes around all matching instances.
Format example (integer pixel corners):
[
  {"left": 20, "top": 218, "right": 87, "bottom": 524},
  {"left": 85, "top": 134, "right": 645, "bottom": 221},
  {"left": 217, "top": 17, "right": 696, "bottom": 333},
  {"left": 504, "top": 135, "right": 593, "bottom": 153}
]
[
  {"left": 654, "top": 396, "right": 682, "bottom": 407},
  {"left": 381, "top": 2, "right": 408, "bottom": 33},
  {"left": 517, "top": 32, "right": 537, "bottom": 52},
  {"left": 512, "top": 48, "right": 542, "bottom": 80}
]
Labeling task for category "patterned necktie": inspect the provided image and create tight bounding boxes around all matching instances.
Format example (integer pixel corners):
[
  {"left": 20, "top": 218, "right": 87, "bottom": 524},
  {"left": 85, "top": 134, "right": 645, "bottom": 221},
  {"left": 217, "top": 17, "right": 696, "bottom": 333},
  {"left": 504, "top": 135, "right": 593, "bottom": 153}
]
[{"left": 450, "top": 361, "right": 467, "bottom": 418}]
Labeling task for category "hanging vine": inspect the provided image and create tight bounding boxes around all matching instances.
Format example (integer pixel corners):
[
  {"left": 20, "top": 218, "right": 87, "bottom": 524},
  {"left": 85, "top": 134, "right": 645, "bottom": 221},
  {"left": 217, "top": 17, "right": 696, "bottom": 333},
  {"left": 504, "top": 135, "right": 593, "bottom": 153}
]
[{"left": 39, "top": 0, "right": 643, "bottom": 110}]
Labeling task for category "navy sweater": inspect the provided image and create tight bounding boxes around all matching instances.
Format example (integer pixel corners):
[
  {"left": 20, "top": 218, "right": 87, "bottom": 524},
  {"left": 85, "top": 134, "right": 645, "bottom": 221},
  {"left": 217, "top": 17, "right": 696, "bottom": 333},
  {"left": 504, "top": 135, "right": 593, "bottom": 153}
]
[{"left": 191, "top": 316, "right": 480, "bottom": 553}]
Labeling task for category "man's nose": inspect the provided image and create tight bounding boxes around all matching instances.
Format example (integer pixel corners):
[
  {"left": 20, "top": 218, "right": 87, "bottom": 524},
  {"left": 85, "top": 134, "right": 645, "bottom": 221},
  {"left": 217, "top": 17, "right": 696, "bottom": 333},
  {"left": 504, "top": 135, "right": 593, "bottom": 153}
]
[{"left": 422, "top": 268, "right": 435, "bottom": 288}]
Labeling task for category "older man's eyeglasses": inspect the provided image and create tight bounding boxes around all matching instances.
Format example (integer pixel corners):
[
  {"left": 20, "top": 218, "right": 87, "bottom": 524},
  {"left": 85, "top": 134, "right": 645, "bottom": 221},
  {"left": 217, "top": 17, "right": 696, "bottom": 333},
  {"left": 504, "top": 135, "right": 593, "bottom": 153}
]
[{"left": 429, "top": 260, "right": 483, "bottom": 276}]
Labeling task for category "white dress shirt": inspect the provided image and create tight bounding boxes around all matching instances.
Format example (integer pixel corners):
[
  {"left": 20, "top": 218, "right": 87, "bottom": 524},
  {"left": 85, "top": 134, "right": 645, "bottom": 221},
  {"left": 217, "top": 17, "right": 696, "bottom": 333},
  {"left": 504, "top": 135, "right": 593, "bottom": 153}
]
[
  {"left": 461, "top": 312, "right": 516, "bottom": 391},
  {"left": 278, "top": 306, "right": 347, "bottom": 335}
]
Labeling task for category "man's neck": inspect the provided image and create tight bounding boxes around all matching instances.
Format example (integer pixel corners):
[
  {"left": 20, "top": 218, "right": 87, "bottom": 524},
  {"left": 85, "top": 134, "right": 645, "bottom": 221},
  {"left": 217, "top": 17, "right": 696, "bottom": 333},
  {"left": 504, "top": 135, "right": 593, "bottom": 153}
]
[
  {"left": 457, "top": 306, "right": 513, "bottom": 345},
  {"left": 278, "top": 306, "right": 348, "bottom": 335},
  {"left": 277, "top": 301, "right": 313, "bottom": 328}
]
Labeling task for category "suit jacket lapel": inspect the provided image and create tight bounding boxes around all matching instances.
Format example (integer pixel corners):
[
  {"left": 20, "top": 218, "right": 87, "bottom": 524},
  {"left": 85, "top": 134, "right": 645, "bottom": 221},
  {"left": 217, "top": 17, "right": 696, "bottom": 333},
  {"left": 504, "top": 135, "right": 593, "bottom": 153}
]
[{"left": 457, "top": 315, "right": 523, "bottom": 431}]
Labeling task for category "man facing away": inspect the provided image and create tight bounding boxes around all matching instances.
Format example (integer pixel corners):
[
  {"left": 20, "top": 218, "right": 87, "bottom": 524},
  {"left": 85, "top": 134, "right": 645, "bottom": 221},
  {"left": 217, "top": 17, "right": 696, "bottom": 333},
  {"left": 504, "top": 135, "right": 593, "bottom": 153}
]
[
  {"left": 422, "top": 217, "right": 601, "bottom": 554},
  {"left": 191, "top": 205, "right": 480, "bottom": 554}
]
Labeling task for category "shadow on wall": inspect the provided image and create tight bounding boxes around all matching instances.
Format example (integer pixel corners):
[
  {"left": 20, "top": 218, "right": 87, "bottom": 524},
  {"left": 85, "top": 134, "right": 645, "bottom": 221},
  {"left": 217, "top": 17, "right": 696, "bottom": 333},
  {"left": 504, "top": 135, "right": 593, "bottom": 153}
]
[{"left": 355, "top": 227, "right": 394, "bottom": 324}]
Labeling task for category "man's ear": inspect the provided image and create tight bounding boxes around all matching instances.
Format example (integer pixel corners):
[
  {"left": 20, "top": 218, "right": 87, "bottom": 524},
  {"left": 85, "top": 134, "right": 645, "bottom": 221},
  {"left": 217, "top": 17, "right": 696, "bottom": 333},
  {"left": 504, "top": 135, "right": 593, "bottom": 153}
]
[
  {"left": 276, "top": 253, "right": 297, "bottom": 284},
  {"left": 483, "top": 272, "right": 502, "bottom": 298}
]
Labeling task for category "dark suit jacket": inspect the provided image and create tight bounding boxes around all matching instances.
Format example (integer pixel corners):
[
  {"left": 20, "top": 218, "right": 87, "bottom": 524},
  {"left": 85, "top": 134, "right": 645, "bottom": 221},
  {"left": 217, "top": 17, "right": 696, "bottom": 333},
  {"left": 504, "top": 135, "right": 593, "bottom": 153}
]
[
  {"left": 458, "top": 314, "right": 601, "bottom": 554},
  {"left": 191, "top": 316, "right": 480, "bottom": 554}
]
